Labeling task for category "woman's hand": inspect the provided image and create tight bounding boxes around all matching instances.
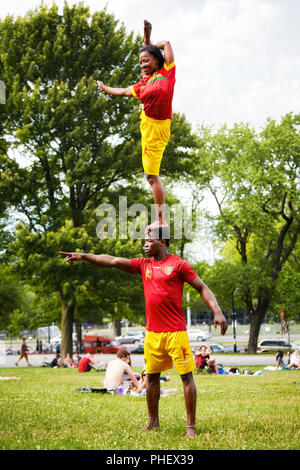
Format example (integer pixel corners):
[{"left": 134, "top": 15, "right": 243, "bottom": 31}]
[
  {"left": 143, "top": 19, "right": 152, "bottom": 45},
  {"left": 97, "top": 80, "right": 105, "bottom": 91}
]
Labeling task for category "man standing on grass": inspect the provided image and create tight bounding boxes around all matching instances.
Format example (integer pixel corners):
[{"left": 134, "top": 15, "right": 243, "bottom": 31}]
[{"left": 60, "top": 228, "right": 227, "bottom": 437}]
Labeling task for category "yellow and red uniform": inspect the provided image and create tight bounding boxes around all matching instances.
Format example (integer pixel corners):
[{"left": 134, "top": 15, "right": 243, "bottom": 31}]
[
  {"left": 130, "top": 253, "right": 196, "bottom": 375},
  {"left": 131, "top": 62, "right": 176, "bottom": 175}
]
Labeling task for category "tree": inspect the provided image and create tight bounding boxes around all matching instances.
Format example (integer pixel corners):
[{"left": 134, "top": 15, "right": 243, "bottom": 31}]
[
  {"left": 1, "top": 3, "right": 200, "bottom": 358},
  {"left": 192, "top": 113, "right": 300, "bottom": 353},
  {"left": 0, "top": 265, "right": 25, "bottom": 329},
  {"left": 0, "top": 3, "right": 144, "bottom": 357},
  {"left": 273, "top": 255, "right": 300, "bottom": 319}
]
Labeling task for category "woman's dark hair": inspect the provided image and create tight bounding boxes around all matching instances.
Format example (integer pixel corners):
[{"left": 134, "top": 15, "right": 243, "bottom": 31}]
[{"left": 140, "top": 45, "right": 164, "bottom": 69}]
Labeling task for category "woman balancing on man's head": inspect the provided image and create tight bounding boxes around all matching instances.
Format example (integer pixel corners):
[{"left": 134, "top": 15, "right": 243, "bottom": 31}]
[{"left": 97, "top": 20, "right": 175, "bottom": 231}]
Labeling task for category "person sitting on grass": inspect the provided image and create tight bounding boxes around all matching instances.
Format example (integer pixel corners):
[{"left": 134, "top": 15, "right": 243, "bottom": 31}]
[
  {"left": 103, "top": 348, "right": 140, "bottom": 391},
  {"left": 136, "top": 369, "right": 147, "bottom": 395},
  {"left": 78, "top": 353, "right": 98, "bottom": 373},
  {"left": 123, "top": 355, "right": 141, "bottom": 383},
  {"left": 50, "top": 354, "right": 62, "bottom": 368},
  {"left": 63, "top": 353, "right": 74, "bottom": 368},
  {"left": 288, "top": 349, "right": 300, "bottom": 369},
  {"left": 195, "top": 345, "right": 218, "bottom": 374},
  {"left": 206, "top": 345, "right": 220, "bottom": 374},
  {"left": 72, "top": 353, "right": 82, "bottom": 368}
]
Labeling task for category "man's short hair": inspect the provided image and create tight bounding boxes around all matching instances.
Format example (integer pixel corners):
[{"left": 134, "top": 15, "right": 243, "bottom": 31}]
[{"left": 148, "top": 227, "right": 170, "bottom": 246}]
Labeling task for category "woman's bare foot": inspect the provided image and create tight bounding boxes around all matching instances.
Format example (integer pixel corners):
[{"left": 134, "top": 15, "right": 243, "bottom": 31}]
[{"left": 145, "top": 219, "right": 169, "bottom": 235}]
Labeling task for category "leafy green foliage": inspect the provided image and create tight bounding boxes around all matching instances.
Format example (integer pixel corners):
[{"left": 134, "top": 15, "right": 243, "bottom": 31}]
[{"left": 192, "top": 113, "right": 300, "bottom": 351}]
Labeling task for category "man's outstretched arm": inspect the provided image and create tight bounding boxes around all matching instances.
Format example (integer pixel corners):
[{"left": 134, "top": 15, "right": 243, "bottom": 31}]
[
  {"left": 59, "top": 252, "right": 133, "bottom": 273},
  {"left": 188, "top": 276, "right": 228, "bottom": 336}
]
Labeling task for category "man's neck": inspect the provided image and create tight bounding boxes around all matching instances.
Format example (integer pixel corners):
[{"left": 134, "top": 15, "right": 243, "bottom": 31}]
[{"left": 153, "top": 249, "right": 169, "bottom": 261}]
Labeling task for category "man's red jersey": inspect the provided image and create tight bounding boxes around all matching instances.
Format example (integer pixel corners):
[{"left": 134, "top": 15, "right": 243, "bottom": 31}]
[
  {"left": 130, "top": 253, "right": 197, "bottom": 332},
  {"left": 131, "top": 62, "right": 176, "bottom": 120}
]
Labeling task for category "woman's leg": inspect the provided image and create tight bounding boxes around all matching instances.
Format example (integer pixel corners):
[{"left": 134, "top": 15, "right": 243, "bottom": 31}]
[{"left": 145, "top": 173, "right": 168, "bottom": 229}]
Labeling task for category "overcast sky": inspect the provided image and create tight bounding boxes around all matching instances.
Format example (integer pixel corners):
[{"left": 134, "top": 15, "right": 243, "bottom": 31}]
[{"left": 1, "top": 0, "right": 299, "bottom": 131}]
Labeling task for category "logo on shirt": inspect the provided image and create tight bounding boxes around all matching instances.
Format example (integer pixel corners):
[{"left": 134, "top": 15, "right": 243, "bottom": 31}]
[
  {"left": 145, "top": 267, "right": 152, "bottom": 281},
  {"left": 165, "top": 266, "right": 173, "bottom": 275}
]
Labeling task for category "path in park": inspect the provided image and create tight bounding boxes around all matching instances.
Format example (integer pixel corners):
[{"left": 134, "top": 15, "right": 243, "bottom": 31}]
[{"left": 0, "top": 351, "right": 281, "bottom": 369}]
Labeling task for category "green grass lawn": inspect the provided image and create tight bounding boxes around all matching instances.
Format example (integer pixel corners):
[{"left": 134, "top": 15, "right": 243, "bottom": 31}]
[{"left": 0, "top": 366, "right": 299, "bottom": 450}]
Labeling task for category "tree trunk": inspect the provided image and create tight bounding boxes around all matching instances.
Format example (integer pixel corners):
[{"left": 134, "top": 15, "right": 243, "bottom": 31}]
[
  {"left": 247, "top": 297, "right": 270, "bottom": 354},
  {"left": 61, "top": 303, "right": 74, "bottom": 360},
  {"left": 75, "top": 320, "right": 83, "bottom": 353},
  {"left": 113, "top": 319, "right": 121, "bottom": 337}
]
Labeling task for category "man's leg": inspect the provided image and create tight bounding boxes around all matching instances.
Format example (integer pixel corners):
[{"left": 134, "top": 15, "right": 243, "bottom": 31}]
[
  {"left": 146, "top": 373, "right": 161, "bottom": 430},
  {"left": 180, "top": 372, "right": 197, "bottom": 437}
]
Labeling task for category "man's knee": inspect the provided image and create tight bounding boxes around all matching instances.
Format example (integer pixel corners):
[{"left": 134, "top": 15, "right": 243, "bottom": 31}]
[
  {"left": 180, "top": 371, "right": 194, "bottom": 385},
  {"left": 147, "top": 372, "right": 161, "bottom": 384},
  {"left": 145, "top": 173, "right": 158, "bottom": 185}
]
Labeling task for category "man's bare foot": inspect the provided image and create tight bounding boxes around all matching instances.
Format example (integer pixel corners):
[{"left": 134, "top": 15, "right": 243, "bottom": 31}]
[
  {"left": 144, "top": 421, "right": 159, "bottom": 431},
  {"left": 186, "top": 425, "right": 196, "bottom": 438}
]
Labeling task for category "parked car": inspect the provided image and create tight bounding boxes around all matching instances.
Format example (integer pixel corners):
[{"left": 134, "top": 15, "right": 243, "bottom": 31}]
[
  {"left": 131, "top": 344, "right": 144, "bottom": 354},
  {"left": 50, "top": 333, "right": 77, "bottom": 345},
  {"left": 209, "top": 343, "right": 232, "bottom": 353},
  {"left": 115, "top": 331, "right": 145, "bottom": 344},
  {"left": 82, "top": 335, "right": 122, "bottom": 354},
  {"left": 187, "top": 329, "right": 211, "bottom": 342},
  {"left": 257, "top": 339, "right": 300, "bottom": 353},
  {"left": 4, "top": 347, "right": 13, "bottom": 355}
]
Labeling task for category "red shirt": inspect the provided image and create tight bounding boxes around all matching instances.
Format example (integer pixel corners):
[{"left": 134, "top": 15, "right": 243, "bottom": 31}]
[
  {"left": 130, "top": 253, "right": 197, "bottom": 332},
  {"left": 78, "top": 356, "right": 91, "bottom": 373},
  {"left": 131, "top": 62, "right": 176, "bottom": 120},
  {"left": 195, "top": 354, "right": 208, "bottom": 368}
]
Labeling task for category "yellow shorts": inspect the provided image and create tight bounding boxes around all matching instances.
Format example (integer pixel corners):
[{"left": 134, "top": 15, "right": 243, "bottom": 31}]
[
  {"left": 144, "top": 331, "right": 196, "bottom": 376},
  {"left": 140, "top": 110, "right": 171, "bottom": 176}
]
